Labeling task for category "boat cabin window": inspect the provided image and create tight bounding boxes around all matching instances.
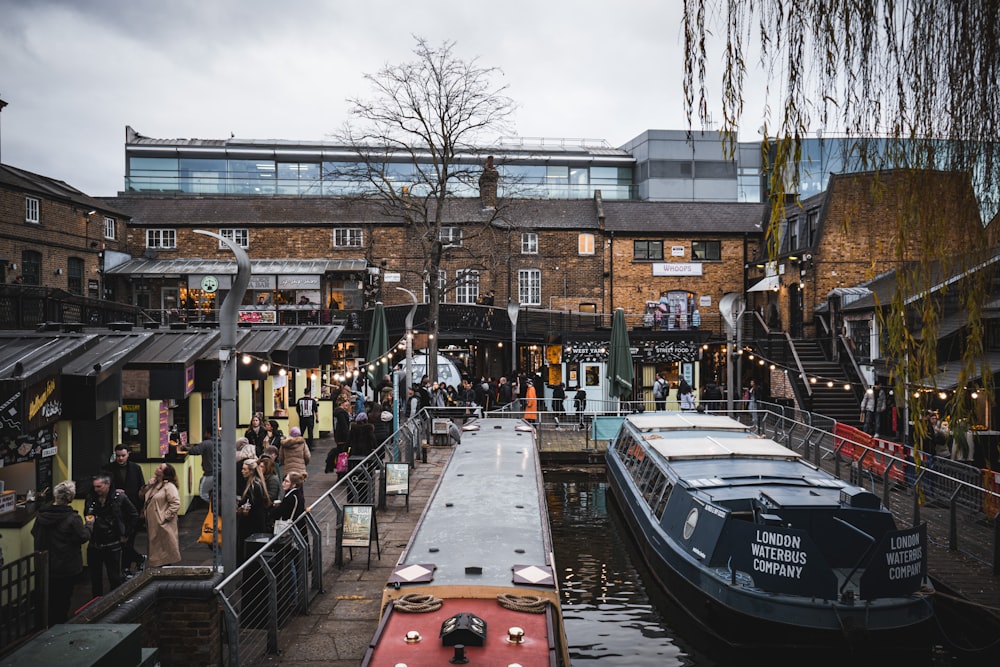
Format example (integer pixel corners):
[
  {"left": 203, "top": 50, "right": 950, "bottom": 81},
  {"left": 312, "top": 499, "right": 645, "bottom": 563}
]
[
  {"left": 653, "top": 481, "right": 673, "bottom": 520},
  {"left": 616, "top": 434, "right": 646, "bottom": 473}
]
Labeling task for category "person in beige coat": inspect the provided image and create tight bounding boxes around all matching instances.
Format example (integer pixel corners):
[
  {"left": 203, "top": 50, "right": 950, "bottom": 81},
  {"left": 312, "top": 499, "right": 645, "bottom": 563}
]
[
  {"left": 279, "top": 426, "right": 311, "bottom": 476},
  {"left": 141, "top": 463, "right": 181, "bottom": 567}
]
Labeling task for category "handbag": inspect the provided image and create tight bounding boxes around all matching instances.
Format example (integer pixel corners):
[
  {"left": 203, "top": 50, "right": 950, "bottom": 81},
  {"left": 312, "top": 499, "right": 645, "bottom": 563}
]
[
  {"left": 273, "top": 518, "right": 294, "bottom": 534},
  {"left": 335, "top": 450, "right": 349, "bottom": 474},
  {"left": 198, "top": 501, "right": 221, "bottom": 545}
]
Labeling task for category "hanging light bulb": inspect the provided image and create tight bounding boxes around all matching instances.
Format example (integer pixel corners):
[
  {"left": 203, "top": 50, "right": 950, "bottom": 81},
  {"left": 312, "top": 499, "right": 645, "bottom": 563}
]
[
  {"left": 810, "top": 377, "right": 817, "bottom": 384},
  {"left": 770, "top": 364, "right": 776, "bottom": 370},
  {"left": 241, "top": 354, "right": 251, "bottom": 365},
  {"left": 971, "top": 391, "right": 979, "bottom": 399},
  {"left": 748, "top": 354, "right": 755, "bottom": 360},
  {"left": 938, "top": 391, "right": 947, "bottom": 400},
  {"left": 259, "top": 362, "right": 270, "bottom": 373},
  {"left": 826, "top": 380, "right": 834, "bottom": 388},
  {"left": 278, "top": 367, "right": 287, "bottom": 377},
  {"left": 843, "top": 384, "right": 851, "bottom": 391}
]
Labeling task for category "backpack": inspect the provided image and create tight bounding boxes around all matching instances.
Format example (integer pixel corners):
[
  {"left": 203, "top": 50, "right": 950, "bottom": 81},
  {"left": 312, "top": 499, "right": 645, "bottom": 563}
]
[{"left": 653, "top": 379, "right": 666, "bottom": 400}]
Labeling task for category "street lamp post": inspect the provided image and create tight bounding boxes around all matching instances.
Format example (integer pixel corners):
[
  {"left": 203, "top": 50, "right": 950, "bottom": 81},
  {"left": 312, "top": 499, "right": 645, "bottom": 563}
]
[
  {"left": 194, "top": 230, "right": 250, "bottom": 574},
  {"left": 507, "top": 301, "right": 520, "bottom": 372},
  {"left": 394, "top": 287, "right": 417, "bottom": 462}
]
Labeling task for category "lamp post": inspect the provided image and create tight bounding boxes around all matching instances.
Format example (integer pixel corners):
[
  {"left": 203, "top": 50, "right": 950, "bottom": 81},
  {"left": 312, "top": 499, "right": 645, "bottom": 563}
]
[
  {"left": 719, "top": 293, "right": 746, "bottom": 416},
  {"left": 507, "top": 301, "right": 520, "bottom": 372},
  {"left": 394, "top": 287, "right": 417, "bottom": 461},
  {"left": 194, "top": 230, "right": 249, "bottom": 574}
]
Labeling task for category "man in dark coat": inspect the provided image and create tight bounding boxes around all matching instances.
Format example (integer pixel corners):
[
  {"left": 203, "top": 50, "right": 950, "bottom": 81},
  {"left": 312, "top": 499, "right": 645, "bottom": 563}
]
[
  {"left": 33, "top": 480, "right": 91, "bottom": 624},
  {"left": 84, "top": 473, "right": 138, "bottom": 598},
  {"left": 103, "top": 444, "right": 146, "bottom": 575},
  {"left": 296, "top": 387, "right": 319, "bottom": 450}
]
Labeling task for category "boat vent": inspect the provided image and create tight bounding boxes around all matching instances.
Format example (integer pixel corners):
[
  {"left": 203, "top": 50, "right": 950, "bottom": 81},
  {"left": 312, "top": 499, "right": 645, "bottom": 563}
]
[
  {"left": 440, "top": 612, "right": 487, "bottom": 647},
  {"left": 839, "top": 487, "right": 881, "bottom": 509}
]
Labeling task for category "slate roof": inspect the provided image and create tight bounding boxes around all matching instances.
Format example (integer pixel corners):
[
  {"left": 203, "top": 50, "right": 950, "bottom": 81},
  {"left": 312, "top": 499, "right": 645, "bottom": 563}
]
[
  {"left": 106, "top": 258, "right": 366, "bottom": 276},
  {"left": 1, "top": 164, "right": 129, "bottom": 217},
  {"left": 602, "top": 201, "right": 768, "bottom": 234}
]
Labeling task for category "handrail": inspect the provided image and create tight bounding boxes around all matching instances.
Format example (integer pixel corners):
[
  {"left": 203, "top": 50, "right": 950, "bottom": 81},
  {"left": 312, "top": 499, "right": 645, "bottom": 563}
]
[
  {"left": 784, "top": 332, "right": 813, "bottom": 397},
  {"left": 838, "top": 333, "right": 869, "bottom": 392}
]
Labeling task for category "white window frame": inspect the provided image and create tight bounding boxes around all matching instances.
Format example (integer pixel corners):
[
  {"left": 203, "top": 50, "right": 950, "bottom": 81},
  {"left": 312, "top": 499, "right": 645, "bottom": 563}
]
[
  {"left": 521, "top": 232, "right": 538, "bottom": 254},
  {"left": 25, "top": 197, "right": 40, "bottom": 224},
  {"left": 439, "top": 226, "right": 463, "bottom": 247},
  {"left": 146, "top": 228, "right": 177, "bottom": 249},
  {"left": 578, "top": 233, "right": 595, "bottom": 255},
  {"left": 334, "top": 227, "right": 364, "bottom": 247},
  {"left": 423, "top": 270, "right": 446, "bottom": 303},
  {"left": 104, "top": 216, "right": 117, "bottom": 240},
  {"left": 518, "top": 269, "right": 541, "bottom": 306},
  {"left": 455, "top": 269, "right": 480, "bottom": 304},
  {"left": 219, "top": 228, "right": 249, "bottom": 249}
]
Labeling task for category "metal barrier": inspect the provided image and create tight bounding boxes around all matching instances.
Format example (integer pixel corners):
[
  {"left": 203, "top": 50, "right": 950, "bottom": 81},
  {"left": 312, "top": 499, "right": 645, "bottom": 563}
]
[
  {"left": 213, "top": 417, "right": 415, "bottom": 667},
  {"left": 0, "top": 552, "right": 47, "bottom": 655},
  {"left": 211, "top": 403, "right": 999, "bottom": 664}
]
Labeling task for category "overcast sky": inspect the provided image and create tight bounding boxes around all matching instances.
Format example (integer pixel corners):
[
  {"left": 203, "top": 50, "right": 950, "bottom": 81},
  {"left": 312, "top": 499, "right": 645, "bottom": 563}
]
[{"left": 1, "top": 0, "right": 770, "bottom": 196}]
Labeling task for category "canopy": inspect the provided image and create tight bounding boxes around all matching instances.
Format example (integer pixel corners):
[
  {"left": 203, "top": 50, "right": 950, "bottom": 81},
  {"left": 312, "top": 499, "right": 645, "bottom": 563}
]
[
  {"left": 747, "top": 275, "right": 780, "bottom": 293},
  {"left": 606, "top": 308, "right": 634, "bottom": 399}
]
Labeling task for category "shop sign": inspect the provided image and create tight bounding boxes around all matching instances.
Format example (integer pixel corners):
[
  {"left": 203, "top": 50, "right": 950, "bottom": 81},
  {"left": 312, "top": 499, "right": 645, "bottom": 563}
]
[
  {"left": 239, "top": 310, "right": 277, "bottom": 324},
  {"left": 278, "top": 275, "right": 321, "bottom": 289},
  {"left": 26, "top": 376, "right": 62, "bottom": 431},
  {"left": 1, "top": 425, "right": 56, "bottom": 467},
  {"left": 652, "top": 263, "right": 704, "bottom": 277},
  {"left": 635, "top": 339, "right": 703, "bottom": 363},
  {"left": 247, "top": 275, "right": 277, "bottom": 290}
]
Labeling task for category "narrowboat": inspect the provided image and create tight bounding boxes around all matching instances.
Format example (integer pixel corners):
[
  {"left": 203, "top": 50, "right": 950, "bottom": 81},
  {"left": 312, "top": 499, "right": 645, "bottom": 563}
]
[
  {"left": 363, "top": 417, "right": 569, "bottom": 666},
  {"left": 606, "top": 412, "right": 934, "bottom": 652}
]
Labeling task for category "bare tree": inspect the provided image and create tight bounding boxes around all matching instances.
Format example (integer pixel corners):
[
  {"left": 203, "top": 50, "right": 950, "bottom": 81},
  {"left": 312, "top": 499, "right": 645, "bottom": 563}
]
[
  {"left": 683, "top": 1, "right": 1000, "bottom": 439},
  {"left": 337, "top": 37, "right": 516, "bottom": 382}
]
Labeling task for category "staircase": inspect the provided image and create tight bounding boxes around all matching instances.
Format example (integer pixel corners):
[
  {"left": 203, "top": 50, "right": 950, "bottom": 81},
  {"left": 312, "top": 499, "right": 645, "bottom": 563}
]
[{"left": 787, "top": 338, "right": 863, "bottom": 425}]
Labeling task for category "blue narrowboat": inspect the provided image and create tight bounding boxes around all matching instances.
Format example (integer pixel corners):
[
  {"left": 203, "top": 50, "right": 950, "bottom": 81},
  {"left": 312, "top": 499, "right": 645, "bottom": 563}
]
[{"left": 606, "top": 412, "right": 934, "bottom": 652}]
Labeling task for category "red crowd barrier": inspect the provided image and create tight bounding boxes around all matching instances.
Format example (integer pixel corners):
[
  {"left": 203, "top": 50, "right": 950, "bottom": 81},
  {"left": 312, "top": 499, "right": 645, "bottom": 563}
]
[
  {"left": 833, "top": 422, "right": 907, "bottom": 483},
  {"left": 983, "top": 469, "right": 1000, "bottom": 517}
]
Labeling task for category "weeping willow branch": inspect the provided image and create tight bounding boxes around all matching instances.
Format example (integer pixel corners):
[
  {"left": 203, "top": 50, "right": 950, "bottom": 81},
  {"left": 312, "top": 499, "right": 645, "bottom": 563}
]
[{"left": 684, "top": 1, "right": 1000, "bottom": 444}]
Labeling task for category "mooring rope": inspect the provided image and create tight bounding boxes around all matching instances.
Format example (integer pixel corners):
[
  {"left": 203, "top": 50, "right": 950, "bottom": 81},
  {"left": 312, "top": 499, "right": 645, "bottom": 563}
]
[
  {"left": 393, "top": 593, "right": 443, "bottom": 613},
  {"left": 497, "top": 593, "right": 548, "bottom": 614}
]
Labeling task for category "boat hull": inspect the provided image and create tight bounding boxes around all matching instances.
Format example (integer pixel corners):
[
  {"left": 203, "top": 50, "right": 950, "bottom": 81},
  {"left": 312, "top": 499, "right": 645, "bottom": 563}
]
[{"left": 606, "top": 461, "right": 935, "bottom": 653}]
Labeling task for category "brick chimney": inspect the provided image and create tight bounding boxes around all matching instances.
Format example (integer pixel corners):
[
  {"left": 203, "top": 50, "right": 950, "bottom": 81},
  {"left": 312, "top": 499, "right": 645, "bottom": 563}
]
[{"left": 478, "top": 155, "right": 499, "bottom": 209}]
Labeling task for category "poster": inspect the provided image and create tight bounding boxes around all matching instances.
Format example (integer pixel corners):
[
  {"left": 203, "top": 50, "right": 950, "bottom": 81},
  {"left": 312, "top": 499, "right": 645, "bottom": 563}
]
[
  {"left": 385, "top": 463, "right": 409, "bottom": 496},
  {"left": 343, "top": 504, "right": 373, "bottom": 547}
]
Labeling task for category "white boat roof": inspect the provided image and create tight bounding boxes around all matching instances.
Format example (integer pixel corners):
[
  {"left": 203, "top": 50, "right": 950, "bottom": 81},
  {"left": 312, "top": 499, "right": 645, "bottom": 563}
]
[{"left": 624, "top": 412, "right": 800, "bottom": 461}]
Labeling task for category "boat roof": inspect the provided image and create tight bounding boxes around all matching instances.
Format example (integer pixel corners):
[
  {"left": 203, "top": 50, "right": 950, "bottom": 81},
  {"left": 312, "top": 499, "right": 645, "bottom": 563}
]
[
  {"left": 394, "top": 418, "right": 552, "bottom": 589},
  {"left": 624, "top": 413, "right": 799, "bottom": 461}
]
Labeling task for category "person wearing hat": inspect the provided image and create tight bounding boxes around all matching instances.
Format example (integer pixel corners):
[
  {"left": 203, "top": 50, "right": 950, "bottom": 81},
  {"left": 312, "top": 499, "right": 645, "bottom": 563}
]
[{"left": 279, "top": 426, "right": 311, "bottom": 477}]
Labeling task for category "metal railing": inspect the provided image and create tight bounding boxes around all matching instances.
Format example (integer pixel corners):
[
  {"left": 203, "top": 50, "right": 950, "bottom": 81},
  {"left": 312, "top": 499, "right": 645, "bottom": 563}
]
[{"left": 0, "top": 552, "right": 46, "bottom": 656}]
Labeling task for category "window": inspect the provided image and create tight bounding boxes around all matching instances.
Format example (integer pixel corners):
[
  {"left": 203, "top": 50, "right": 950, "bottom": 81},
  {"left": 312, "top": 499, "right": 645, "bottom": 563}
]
[
  {"left": 219, "top": 228, "right": 249, "bottom": 249},
  {"left": 21, "top": 250, "right": 41, "bottom": 285},
  {"left": 25, "top": 197, "right": 39, "bottom": 224},
  {"left": 104, "top": 217, "right": 117, "bottom": 240},
  {"left": 579, "top": 233, "right": 595, "bottom": 255},
  {"left": 146, "top": 229, "right": 177, "bottom": 249},
  {"left": 334, "top": 228, "right": 364, "bottom": 247},
  {"left": 455, "top": 270, "right": 480, "bottom": 304},
  {"left": 786, "top": 217, "right": 798, "bottom": 252},
  {"left": 423, "top": 270, "right": 446, "bottom": 303},
  {"left": 634, "top": 240, "right": 663, "bottom": 261},
  {"left": 691, "top": 240, "right": 721, "bottom": 261},
  {"left": 439, "top": 227, "right": 463, "bottom": 246},
  {"left": 67, "top": 257, "right": 84, "bottom": 294},
  {"left": 521, "top": 232, "right": 538, "bottom": 254},
  {"left": 518, "top": 269, "right": 541, "bottom": 305}
]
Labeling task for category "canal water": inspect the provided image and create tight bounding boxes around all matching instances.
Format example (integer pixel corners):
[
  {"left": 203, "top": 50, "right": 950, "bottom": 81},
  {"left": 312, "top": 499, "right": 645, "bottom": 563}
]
[{"left": 544, "top": 470, "right": 966, "bottom": 666}]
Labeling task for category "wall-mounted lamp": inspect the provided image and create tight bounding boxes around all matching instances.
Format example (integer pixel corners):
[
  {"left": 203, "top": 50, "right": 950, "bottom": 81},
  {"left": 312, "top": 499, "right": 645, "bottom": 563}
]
[
  {"left": 86, "top": 210, "right": 96, "bottom": 216},
  {"left": 8, "top": 263, "right": 16, "bottom": 271},
  {"left": 54, "top": 268, "right": 64, "bottom": 275}
]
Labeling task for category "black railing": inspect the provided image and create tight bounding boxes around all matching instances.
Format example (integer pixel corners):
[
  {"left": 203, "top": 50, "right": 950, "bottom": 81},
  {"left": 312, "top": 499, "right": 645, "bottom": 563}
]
[{"left": 0, "top": 285, "right": 145, "bottom": 330}]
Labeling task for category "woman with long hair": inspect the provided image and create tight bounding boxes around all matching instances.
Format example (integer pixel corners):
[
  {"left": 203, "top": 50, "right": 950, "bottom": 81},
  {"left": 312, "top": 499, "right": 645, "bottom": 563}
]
[
  {"left": 141, "top": 463, "right": 181, "bottom": 567},
  {"left": 278, "top": 470, "right": 308, "bottom": 525},
  {"left": 236, "top": 458, "right": 271, "bottom": 562},
  {"left": 244, "top": 414, "right": 267, "bottom": 456}
]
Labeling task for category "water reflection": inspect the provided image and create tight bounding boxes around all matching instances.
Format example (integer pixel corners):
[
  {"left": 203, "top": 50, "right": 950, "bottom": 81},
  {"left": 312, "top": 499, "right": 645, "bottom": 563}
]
[{"left": 546, "top": 471, "right": 710, "bottom": 665}]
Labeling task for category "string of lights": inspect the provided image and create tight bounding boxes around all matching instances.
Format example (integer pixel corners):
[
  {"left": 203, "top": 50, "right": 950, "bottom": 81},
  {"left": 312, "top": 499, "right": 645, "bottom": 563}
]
[{"left": 737, "top": 346, "right": 984, "bottom": 400}]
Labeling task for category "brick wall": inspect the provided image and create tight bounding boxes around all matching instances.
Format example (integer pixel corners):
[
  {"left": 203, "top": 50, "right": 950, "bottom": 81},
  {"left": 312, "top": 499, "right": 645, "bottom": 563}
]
[{"left": 1, "top": 184, "right": 122, "bottom": 289}]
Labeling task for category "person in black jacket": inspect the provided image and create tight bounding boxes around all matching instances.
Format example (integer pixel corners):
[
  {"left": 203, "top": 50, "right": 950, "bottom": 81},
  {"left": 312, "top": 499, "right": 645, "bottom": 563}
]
[
  {"left": 84, "top": 473, "right": 138, "bottom": 598},
  {"left": 32, "top": 480, "right": 91, "bottom": 624},
  {"left": 103, "top": 444, "right": 146, "bottom": 576}
]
